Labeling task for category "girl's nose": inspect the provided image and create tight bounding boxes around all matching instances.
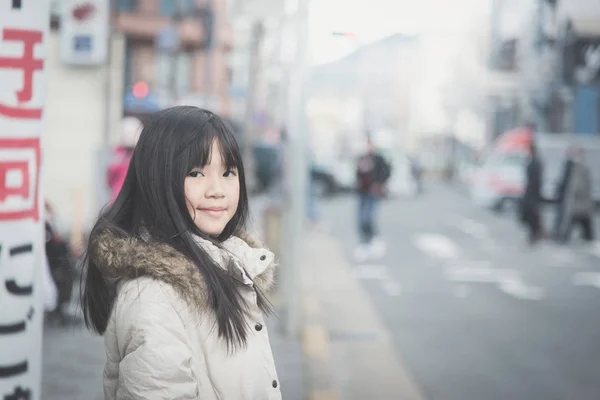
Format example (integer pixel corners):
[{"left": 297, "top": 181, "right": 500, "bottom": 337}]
[{"left": 205, "top": 177, "right": 225, "bottom": 198}]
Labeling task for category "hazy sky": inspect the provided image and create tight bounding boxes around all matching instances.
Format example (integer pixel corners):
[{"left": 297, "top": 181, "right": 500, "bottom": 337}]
[{"left": 308, "top": 0, "right": 490, "bottom": 64}]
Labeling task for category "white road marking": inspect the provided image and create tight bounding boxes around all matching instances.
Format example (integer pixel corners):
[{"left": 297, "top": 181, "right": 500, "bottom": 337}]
[
  {"left": 587, "top": 241, "right": 600, "bottom": 258},
  {"left": 458, "top": 218, "right": 488, "bottom": 238},
  {"left": 414, "top": 234, "right": 460, "bottom": 260},
  {"left": 445, "top": 265, "right": 517, "bottom": 283},
  {"left": 381, "top": 280, "right": 402, "bottom": 296},
  {"left": 446, "top": 265, "right": 543, "bottom": 300},
  {"left": 544, "top": 248, "right": 576, "bottom": 267},
  {"left": 573, "top": 272, "right": 600, "bottom": 289},
  {"left": 498, "top": 276, "right": 545, "bottom": 300},
  {"left": 353, "top": 264, "right": 388, "bottom": 280},
  {"left": 353, "top": 264, "right": 402, "bottom": 297}
]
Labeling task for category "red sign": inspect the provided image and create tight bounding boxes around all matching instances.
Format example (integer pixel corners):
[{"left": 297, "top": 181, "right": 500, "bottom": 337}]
[{"left": 0, "top": 28, "right": 44, "bottom": 120}]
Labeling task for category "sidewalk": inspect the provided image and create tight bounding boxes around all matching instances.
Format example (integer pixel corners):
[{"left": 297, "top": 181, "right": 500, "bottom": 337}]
[{"left": 301, "top": 230, "right": 425, "bottom": 400}]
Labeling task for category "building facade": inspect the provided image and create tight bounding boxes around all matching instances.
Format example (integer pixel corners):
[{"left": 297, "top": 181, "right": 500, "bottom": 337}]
[{"left": 117, "top": 0, "right": 234, "bottom": 118}]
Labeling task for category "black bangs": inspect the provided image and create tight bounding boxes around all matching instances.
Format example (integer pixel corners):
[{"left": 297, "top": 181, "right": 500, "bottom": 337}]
[{"left": 185, "top": 114, "right": 242, "bottom": 172}]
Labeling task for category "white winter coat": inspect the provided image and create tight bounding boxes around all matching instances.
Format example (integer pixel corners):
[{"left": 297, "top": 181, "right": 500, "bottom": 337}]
[{"left": 90, "top": 231, "right": 282, "bottom": 400}]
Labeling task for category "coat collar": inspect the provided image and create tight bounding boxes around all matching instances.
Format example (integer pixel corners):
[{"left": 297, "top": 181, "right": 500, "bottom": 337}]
[{"left": 89, "top": 229, "right": 276, "bottom": 311}]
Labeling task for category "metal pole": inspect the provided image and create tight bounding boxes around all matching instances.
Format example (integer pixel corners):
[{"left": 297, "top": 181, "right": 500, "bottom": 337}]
[
  {"left": 280, "top": 0, "right": 309, "bottom": 337},
  {"left": 489, "top": 0, "right": 500, "bottom": 70},
  {"left": 170, "top": 0, "right": 183, "bottom": 104},
  {"left": 204, "top": 0, "right": 214, "bottom": 98},
  {"left": 242, "top": 21, "right": 264, "bottom": 192},
  {"left": 103, "top": 0, "right": 116, "bottom": 145}
]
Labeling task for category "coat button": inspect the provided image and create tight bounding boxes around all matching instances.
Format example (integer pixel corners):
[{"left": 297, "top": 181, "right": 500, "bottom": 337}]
[
  {"left": 260, "top": 255, "right": 266, "bottom": 261},
  {"left": 272, "top": 380, "right": 278, "bottom": 388},
  {"left": 255, "top": 323, "right": 263, "bottom": 331}
]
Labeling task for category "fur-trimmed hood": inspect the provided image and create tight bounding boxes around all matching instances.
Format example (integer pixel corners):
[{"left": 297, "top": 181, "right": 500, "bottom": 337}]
[{"left": 89, "top": 230, "right": 276, "bottom": 311}]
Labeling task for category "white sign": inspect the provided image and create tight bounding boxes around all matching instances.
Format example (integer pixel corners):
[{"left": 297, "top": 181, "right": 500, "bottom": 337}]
[
  {"left": 60, "top": 0, "right": 109, "bottom": 65},
  {"left": 0, "top": 1, "right": 48, "bottom": 399}
]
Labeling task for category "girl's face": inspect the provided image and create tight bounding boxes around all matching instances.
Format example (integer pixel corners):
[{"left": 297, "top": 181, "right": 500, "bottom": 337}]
[{"left": 185, "top": 140, "right": 240, "bottom": 237}]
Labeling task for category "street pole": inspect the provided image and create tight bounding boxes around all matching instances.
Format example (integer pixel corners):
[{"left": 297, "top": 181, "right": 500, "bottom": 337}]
[
  {"left": 103, "top": 0, "right": 116, "bottom": 145},
  {"left": 487, "top": 0, "right": 500, "bottom": 141},
  {"left": 170, "top": 0, "right": 184, "bottom": 104},
  {"left": 204, "top": 0, "right": 214, "bottom": 100},
  {"left": 280, "top": 0, "right": 310, "bottom": 337},
  {"left": 242, "top": 21, "right": 264, "bottom": 192}
]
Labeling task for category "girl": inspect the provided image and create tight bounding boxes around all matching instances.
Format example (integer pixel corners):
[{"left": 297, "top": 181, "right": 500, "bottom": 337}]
[{"left": 81, "top": 106, "right": 281, "bottom": 399}]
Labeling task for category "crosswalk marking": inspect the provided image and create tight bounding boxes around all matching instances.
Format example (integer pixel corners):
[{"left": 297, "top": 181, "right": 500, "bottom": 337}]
[
  {"left": 445, "top": 265, "right": 516, "bottom": 283},
  {"left": 498, "top": 277, "right": 545, "bottom": 301},
  {"left": 573, "top": 272, "right": 600, "bottom": 289},
  {"left": 353, "top": 264, "right": 402, "bottom": 297},
  {"left": 381, "top": 280, "right": 402, "bottom": 296},
  {"left": 353, "top": 264, "right": 388, "bottom": 280},
  {"left": 414, "top": 234, "right": 460, "bottom": 260}
]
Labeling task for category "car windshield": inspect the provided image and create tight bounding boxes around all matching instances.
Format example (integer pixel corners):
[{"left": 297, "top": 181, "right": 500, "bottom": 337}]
[{"left": 484, "top": 152, "right": 528, "bottom": 169}]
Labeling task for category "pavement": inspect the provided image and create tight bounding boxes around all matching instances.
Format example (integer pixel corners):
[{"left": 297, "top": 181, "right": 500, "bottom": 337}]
[
  {"left": 42, "top": 183, "right": 600, "bottom": 399},
  {"left": 319, "top": 182, "right": 600, "bottom": 400}
]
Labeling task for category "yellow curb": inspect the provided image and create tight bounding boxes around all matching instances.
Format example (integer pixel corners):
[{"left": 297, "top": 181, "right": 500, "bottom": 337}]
[
  {"left": 304, "top": 295, "right": 322, "bottom": 317},
  {"left": 310, "top": 391, "right": 338, "bottom": 400}
]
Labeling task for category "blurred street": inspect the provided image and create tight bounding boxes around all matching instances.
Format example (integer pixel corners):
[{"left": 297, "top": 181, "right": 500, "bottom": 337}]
[
  {"left": 323, "top": 183, "right": 600, "bottom": 400},
  {"left": 3, "top": 1, "right": 600, "bottom": 399}
]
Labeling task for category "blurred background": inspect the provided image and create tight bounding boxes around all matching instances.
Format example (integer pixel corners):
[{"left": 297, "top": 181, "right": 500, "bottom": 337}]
[{"left": 39, "top": 0, "right": 600, "bottom": 399}]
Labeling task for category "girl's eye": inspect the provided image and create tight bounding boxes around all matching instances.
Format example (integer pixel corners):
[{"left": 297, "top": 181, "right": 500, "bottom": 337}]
[
  {"left": 188, "top": 171, "right": 204, "bottom": 178},
  {"left": 223, "top": 169, "right": 238, "bottom": 178}
]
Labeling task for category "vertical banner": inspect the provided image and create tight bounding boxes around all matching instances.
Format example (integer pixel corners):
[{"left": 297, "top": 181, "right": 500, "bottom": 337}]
[{"left": 0, "top": 1, "right": 49, "bottom": 399}]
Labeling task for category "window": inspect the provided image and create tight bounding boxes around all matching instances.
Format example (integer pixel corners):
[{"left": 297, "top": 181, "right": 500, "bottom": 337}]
[
  {"left": 118, "top": 0, "right": 137, "bottom": 11},
  {"left": 155, "top": 51, "right": 192, "bottom": 97},
  {"left": 160, "top": 0, "right": 175, "bottom": 16},
  {"left": 161, "top": 0, "right": 196, "bottom": 16}
]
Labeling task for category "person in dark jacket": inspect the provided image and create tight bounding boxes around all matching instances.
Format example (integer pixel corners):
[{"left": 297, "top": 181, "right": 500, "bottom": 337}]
[
  {"left": 521, "top": 142, "right": 544, "bottom": 245},
  {"left": 44, "top": 202, "right": 78, "bottom": 326},
  {"left": 554, "top": 145, "right": 595, "bottom": 242},
  {"left": 354, "top": 137, "right": 391, "bottom": 261}
]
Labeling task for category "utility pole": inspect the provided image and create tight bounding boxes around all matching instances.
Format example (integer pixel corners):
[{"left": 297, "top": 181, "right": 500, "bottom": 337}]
[
  {"left": 170, "top": 0, "right": 184, "bottom": 104},
  {"left": 279, "top": 0, "right": 310, "bottom": 337},
  {"left": 103, "top": 0, "right": 116, "bottom": 145},
  {"left": 242, "top": 21, "right": 265, "bottom": 192},
  {"left": 203, "top": 0, "right": 215, "bottom": 98}
]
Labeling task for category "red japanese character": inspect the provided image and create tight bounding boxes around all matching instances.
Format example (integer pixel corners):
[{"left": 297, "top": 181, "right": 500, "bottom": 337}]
[
  {"left": 0, "top": 28, "right": 43, "bottom": 120},
  {"left": 0, "top": 161, "right": 29, "bottom": 202},
  {"left": 0, "top": 138, "right": 40, "bottom": 221}
]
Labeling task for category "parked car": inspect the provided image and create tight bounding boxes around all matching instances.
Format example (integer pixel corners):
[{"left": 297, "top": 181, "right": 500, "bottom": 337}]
[
  {"left": 468, "top": 127, "right": 600, "bottom": 212},
  {"left": 470, "top": 151, "right": 528, "bottom": 211}
]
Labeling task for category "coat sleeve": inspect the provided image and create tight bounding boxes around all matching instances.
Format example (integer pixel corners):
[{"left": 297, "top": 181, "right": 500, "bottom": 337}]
[{"left": 113, "top": 278, "right": 198, "bottom": 399}]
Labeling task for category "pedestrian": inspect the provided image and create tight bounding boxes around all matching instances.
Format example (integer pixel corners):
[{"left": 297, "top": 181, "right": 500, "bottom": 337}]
[
  {"left": 520, "top": 141, "right": 544, "bottom": 245},
  {"left": 354, "top": 136, "right": 392, "bottom": 261},
  {"left": 106, "top": 117, "right": 142, "bottom": 202},
  {"left": 81, "top": 107, "right": 281, "bottom": 399},
  {"left": 45, "top": 201, "right": 78, "bottom": 326},
  {"left": 554, "top": 145, "right": 595, "bottom": 243}
]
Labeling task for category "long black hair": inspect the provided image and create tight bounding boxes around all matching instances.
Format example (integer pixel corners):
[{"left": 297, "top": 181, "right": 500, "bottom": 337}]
[{"left": 81, "top": 106, "right": 270, "bottom": 349}]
